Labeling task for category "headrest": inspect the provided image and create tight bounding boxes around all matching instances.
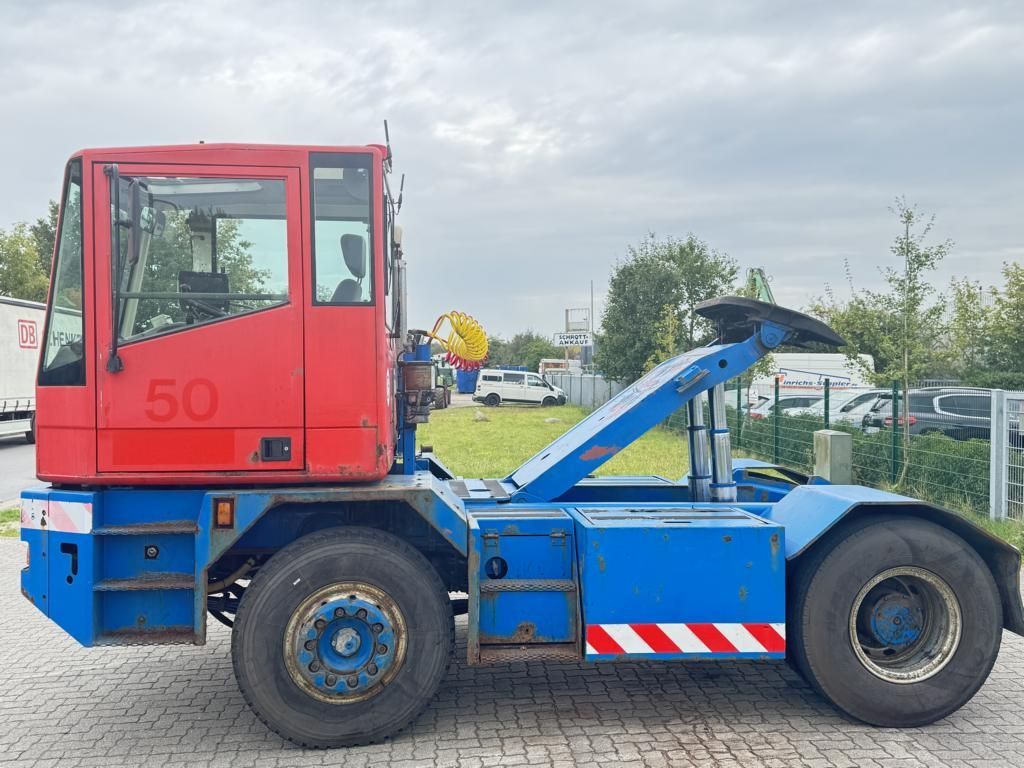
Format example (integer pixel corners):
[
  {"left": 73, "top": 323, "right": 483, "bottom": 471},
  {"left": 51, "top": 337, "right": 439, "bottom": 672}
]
[{"left": 341, "top": 234, "right": 367, "bottom": 280}]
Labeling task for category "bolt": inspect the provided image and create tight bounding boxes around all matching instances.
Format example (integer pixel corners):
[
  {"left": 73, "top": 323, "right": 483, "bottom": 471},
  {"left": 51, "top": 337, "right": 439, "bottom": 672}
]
[
  {"left": 347, "top": 676, "right": 359, "bottom": 688},
  {"left": 377, "top": 644, "right": 388, "bottom": 655},
  {"left": 144, "top": 545, "right": 159, "bottom": 559},
  {"left": 334, "top": 607, "right": 345, "bottom": 618},
  {"left": 372, "top": 623, "right": 384, "bottom": 634},
  {"left": 314, "top": 618, "right": 327, "bottom": 631},
  {"left": 304, "top": 640, "right": 316, "bottom": 651},
  {"left": 325, "top": 674, "right": 337, "bottom": 686},
  {"left": 356, "top": 608, "right": 367, "bottom": 619},
  {"left": 367, "top": 663, "right": 378, "bottom": 675},
  {"left": 309, "top": 661, "right": 321, "bottom": 673}
]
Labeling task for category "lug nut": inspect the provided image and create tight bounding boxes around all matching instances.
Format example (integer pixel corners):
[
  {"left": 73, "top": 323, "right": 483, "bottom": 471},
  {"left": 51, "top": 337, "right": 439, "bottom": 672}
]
[
  {"left": 356, "top": 608, "right": 367, "bottom": 619},
  {"left": 309, "top": 662, "right": 321, "bottom": 673},
  {"left": 367, "top": 663, "right": 378, "bottom": 675},
  {"left": 304, "top": 640, "right": 316, "bottom": 651},
  {"left": 314, "top": 619, "right": 327, "bottom": 630},
  {"left": 334, "top": 607, "right": 345, "bottom": 618},
  {"left": 377, "top": 644, "right": 388, "bottom": 655},
  {"left": 372, "top": 623, "right": 383, "bottom": 634},
  {"left": 347, "top": 676, "right": 359, "bottom": 688},
  {"left": 325, "top": 674, "right": 337, "bottom": 686}
]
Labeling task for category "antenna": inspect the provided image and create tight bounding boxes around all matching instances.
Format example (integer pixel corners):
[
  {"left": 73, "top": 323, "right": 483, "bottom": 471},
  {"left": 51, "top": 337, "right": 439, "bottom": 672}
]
[
  {"left": 396, "top": 173, "right": 405, "bottom": 214},
  {"left": 383, "top": 120, "right": 393, "bottom": 172}
]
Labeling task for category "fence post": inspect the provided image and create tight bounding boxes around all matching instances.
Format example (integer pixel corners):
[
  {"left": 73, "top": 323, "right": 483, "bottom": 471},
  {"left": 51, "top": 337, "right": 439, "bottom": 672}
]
[
  {"left": 773, "top": 376, "right": 780, "bottom": 464},
  {"left": 890, "top": 380, "right": 900, "bottom": 485},
  {"left": 823, "top": 378, "right": 830, "bottom": 429},
  {"left": 990, "top": 389, "right": 1007, "bottom": 520},
  {"left": 735, "top": 382, "right": 742, "bottom": 449}
]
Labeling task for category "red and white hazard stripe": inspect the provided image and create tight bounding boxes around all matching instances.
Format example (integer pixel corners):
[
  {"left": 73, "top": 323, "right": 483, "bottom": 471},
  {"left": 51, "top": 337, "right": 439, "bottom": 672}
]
[
  {"left": 20, "top": 498, "right": 93, "bottom": 534},
  {"left": 585, "top": 623, "right": 785, "bottom": 656}
]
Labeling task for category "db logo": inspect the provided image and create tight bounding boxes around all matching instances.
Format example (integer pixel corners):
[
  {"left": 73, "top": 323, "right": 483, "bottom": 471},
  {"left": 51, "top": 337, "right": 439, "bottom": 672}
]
[{"left": 18, "top": 319, "right": 38, "bottom": 349}]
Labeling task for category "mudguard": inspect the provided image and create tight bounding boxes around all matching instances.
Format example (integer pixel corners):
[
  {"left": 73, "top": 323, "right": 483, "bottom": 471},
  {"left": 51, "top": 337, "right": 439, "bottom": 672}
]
[{"left": 763, "top": 484, "right": 1024, "bottom": 636}]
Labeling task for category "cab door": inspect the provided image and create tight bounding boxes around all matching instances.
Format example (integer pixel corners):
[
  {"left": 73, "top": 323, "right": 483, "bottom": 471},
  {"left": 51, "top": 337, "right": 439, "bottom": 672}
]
[{"left": 93, "top": 163, "right": 305, "bottom": 475}]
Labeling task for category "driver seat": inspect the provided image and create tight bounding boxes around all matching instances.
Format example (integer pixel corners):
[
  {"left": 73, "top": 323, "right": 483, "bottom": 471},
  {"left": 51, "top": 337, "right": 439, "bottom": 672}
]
[{"left": 331, "top": 234, "right": 367, "bottom": 302}]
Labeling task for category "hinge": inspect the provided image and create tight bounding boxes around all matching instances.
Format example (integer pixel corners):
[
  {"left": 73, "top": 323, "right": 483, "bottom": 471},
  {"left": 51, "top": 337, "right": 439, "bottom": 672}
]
[{"left": 550, "top": 530, "right": 567, "bottom": 546}]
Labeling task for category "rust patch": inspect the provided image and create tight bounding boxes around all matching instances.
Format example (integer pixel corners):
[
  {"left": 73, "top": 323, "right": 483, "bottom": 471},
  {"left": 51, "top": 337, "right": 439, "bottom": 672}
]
[
  {"left": 769, "top": 533, "right": 781, "bottom": 571},
  {"left": 20, "top": 586, "right": 33, "bottom": 605},
  {"left": 502, "top": 524, "right": 520, "bottom": 535},
  {"left": 361, "top": 418, "right": 370, "bottom": 427},
  {"left": 597, "top": 555, "right": 606, "bottom": 573},
  {"left": 723, "top": 535, "right": 732, "bottom": 543},
  {"left": 248, "top": 451, "right": 259, "bottom": 464},
  {"left": 580, "top": 445, "right": 619, "bottom": 461},
  {"left": 509, "top": 621, "right": 536, "bottom": 643},
  {"left": 738, "top": 585, "right": 748, "bottom": 602}
]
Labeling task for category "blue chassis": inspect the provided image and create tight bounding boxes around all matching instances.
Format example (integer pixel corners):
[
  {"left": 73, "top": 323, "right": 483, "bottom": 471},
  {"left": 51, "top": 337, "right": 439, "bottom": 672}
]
[{"left": 20, "top": 319, "right": 1024, "bottom": 658}]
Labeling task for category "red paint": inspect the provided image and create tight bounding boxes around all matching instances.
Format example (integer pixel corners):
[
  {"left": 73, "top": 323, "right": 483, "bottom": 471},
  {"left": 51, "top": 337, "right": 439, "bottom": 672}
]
[
  {"left": 580, "top": 445, "right": 619, "bottom": 461},
  {"left": 685, "top": 623, "right": 739, "bottom": 653},
  {"left": 36, "top": 144, "right": 396, "bottom": 485},
  {"left": 585, "top": 625, "right": 626, "bottom": 655},
  {"left": 628, "top": 623, "right": 680, "bottom": 653},
  {"left": 742, "top": 623, "right": 786, "bottom": 653}
]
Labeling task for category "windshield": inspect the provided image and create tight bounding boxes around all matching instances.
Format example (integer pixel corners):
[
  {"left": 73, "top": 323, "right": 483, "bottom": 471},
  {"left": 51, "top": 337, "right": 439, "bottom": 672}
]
[
  {"left": 112, "top": 176, "right": 289, "bottom": 341},
  {"left": 38, "top": 159, "right": 85, "bottom": 386}
]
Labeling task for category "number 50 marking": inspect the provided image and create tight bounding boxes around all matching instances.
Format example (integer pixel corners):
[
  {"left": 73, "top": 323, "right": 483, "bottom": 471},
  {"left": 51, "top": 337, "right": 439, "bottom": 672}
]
[{"left": 145, "top": 378, "right": 219, "bottom": 422}]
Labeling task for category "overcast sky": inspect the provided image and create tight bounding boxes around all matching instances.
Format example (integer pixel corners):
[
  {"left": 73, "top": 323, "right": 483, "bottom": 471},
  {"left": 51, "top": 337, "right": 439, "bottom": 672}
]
[{"left": 2, "top": 1, "right": 1021, "bottom": 337}]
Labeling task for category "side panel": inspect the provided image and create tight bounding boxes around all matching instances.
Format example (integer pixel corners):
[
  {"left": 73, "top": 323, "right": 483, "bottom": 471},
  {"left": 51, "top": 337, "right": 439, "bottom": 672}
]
[{"left": 572, "top": 507, "right": 786, "bottom": 660}]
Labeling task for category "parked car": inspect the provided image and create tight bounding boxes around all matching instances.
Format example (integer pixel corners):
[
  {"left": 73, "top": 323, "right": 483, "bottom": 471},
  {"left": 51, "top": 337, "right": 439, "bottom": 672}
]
[
  {"left": 748, "top": 395, "right": 823, "bottom": 420},
  {"left": 474, "top": 369, "right": 567, "bottom": 407},
  {"left": 861, "top": 388, "right": 999, "bottom": 441},
  {"left": 799, "top": 389, "right": 891, "bottom": 426}
]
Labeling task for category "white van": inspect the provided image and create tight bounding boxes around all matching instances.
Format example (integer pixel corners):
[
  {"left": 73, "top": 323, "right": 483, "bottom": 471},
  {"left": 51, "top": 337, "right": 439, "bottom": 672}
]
[{"left": 474, "top": 370, "right": 567, "bottom": 407}]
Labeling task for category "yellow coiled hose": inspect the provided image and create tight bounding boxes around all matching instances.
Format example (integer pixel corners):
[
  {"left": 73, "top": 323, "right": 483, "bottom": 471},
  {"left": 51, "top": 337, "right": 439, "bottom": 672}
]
[{"left": 427, "top": 311, "right": 488, "bottom": 371}]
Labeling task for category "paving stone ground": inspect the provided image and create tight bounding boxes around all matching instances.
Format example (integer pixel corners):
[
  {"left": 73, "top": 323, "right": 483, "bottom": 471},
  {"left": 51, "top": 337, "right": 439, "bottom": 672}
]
[{"left": 2, "top": 538, "right": 1024, "bottom": 767}]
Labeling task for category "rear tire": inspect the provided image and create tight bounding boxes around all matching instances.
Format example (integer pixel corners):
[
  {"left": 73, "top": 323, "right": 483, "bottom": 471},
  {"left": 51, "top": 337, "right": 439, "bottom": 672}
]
[
  {"left": 232, "top": 527, "right": 454, "bottom": 747},
  {"left": 484, "top": 393, "right": 500, "bottom": 407},
  {"left": 789, "top": 515, "right": 1001, "bottom": 727}
]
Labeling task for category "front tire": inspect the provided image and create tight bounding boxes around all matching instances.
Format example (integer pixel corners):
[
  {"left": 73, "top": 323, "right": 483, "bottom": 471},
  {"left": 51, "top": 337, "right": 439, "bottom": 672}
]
[
  {"left": 542, "top": 396, "right": 557, "bottom": 407},
  {"left": 789, "top": 515, "right": 1001, "bottom": 727},
  {"left": 232, "top": 527, "right": 454, "bottom": 747},
  {"left": 484, "top": 393, "right": 500, "bottom": 407}
]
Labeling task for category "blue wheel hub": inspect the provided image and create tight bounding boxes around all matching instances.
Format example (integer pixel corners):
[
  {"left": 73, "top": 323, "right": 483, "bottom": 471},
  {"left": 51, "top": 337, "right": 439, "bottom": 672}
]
[
  {"left": 285, "top": 583, "right": 406, "bottom": 703},
  {"left": 868, "top": 593, "right": 923, "bottom": 648}
]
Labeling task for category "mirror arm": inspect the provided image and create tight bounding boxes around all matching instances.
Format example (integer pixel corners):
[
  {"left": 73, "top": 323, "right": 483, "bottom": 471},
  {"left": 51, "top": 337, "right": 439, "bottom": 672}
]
[{"left": 104, "top": 165, "right": 124, "bottom": 373}]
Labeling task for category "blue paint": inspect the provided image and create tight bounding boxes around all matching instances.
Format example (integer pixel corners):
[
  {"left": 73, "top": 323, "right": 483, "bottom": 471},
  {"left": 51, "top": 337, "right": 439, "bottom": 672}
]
[{"left": 870, "top": 602, "right": 922, "bottom": 647}]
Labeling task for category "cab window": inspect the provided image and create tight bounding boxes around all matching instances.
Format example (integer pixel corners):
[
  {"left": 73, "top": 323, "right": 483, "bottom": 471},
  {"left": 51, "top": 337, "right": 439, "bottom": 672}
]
[
  {"left": 112, "top": 176, "right": 288, "bottom": 341},
  {"left": 39, "top": 159, "right": 85, "bottom": 386},
  {"left": 311, "top": 153, "right": 373, "bottom": 305},
  {"left": 527, "top": 374, "right": 548, "bottom": 388}
]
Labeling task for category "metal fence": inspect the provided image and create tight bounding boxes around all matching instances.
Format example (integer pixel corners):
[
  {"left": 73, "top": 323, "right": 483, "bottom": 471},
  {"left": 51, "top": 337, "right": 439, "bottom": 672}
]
[
  {"left": 546, "top": 372, "right": 625, "bottom": 409},
  {"left": 990, "top": 391, "right": 1024, "bottom": 521},
  {"left": 555, "top": 369, "right": 1022, "bottom": 522}
]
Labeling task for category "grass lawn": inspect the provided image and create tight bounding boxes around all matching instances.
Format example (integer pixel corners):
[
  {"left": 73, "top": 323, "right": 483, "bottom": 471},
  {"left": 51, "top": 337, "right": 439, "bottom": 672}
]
[
  {"left": 416, "top": 404, "right": 689, "bottom": 479},
  {"left": 0, "top": 506, "right": 18, "bottom": 538}
]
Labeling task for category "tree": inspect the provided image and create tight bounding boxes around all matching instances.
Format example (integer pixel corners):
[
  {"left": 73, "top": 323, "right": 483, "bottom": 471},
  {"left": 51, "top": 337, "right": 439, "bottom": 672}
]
[
  {"left": 0, "top": 222, "right": 49, "bottom": 301},
  {"left": 597, "top": 233, "right": 737, "bottom": 382},
  {"left": 946, "top": 278, "right": 990, "bottom": 379},
  {"left": 811, "top": 200, "right": 951, "bottom": 388},
  {"left": 485, "top": 331, "right": 559, "bottom": 371},
  {"left": 983, "top": 261, "right": 1024, "bottom": 374},
  {"left": 644, "top": 304, "right": 681, "bottom": 372},
  {"left": 31, "top": 200, "right": 59, "bottom": 276}
]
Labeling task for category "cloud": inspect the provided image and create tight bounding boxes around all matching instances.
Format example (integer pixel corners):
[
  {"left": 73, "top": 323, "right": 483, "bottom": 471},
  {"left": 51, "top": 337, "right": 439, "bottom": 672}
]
[{"left": 0, "top": 0, "right": 1021, "bottom": 337}]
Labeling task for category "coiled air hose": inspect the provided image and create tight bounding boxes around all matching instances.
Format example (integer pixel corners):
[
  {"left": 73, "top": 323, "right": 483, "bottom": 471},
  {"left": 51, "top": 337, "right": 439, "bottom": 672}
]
[{"left": 426, "top": 311, "right": 488, "bottom": 370}]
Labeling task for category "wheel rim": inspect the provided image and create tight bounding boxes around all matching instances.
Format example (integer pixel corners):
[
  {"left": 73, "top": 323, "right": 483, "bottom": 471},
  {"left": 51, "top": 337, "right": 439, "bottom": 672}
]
[
  {"left": 284, "top": 582, "right": 407, "bottom": 704},
  {"left": 848, "top": 566, "right": 961, "bottom": 684}
]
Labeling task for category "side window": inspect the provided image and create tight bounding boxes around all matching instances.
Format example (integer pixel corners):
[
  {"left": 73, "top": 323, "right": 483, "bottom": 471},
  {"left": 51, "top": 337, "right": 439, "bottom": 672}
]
[
  {"left": 482, "top": 373, "right": 502, "bottom": 383},
  {"left": 527, "top": 375, "right": 547, "bottom": 388},
  {"left": 39, "top": 159, "right": 85, "bottom": 386},
  {"left": 505, "top": 373, "right": 525, "bottom": 385},
  {"left": 113, "top": 176, "right": 288, "bottom": 341},
  {"left": 311, "top": 153, "right": 373, "bottom": 305}
]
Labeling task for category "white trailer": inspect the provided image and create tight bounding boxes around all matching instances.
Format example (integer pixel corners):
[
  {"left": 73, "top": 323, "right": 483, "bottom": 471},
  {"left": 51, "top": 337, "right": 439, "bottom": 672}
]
[
  {"left": 0, "top": 296, "right": 45, "bottom": 442},
  {"left": 747, "top": 352, "right": 875, "bottom": 402}
]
